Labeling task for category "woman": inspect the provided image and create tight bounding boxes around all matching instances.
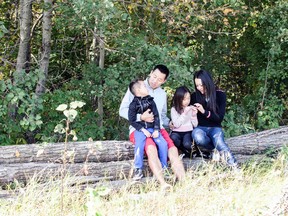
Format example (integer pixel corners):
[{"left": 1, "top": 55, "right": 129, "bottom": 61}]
[{"left": 191, "top": 69, "right": 237, "bottom": 166}]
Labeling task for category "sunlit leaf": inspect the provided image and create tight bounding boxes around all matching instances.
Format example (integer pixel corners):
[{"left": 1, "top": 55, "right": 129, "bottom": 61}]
[
  {"left": 70, "top": 101, "right": 86, "bottom": 109},
  {"left": 54, "top": 124, "right": 65, "bottom": 133},
  {"left": 56, "top": 104, "right": 68, "bottom": 111},
  {"left": 64, "top": 109, "right": 78, "bottom": 121}
]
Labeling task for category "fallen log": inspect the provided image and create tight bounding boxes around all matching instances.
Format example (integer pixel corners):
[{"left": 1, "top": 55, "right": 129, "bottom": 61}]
[
  {"left": 0, "top": 154, "right": 265, "bottom": 186},
  {"left": 0, "top": 126, "right": 286, "bottom": 187},
  {"left": 227, "top": 126, "right": 288, "bottom": 154},
  {"left": 0, "top": 160, "right": 133, "bottom": 185},
  {"left": 0, "top": 126, "right": 287, "bottom": 165},
  {"left": 0, "top": 141, "right": 134, "bottom": 164}
]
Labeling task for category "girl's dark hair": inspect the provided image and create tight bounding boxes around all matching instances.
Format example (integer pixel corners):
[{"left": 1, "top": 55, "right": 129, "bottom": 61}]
[
  {"left": 172, "top": 86, "right": 191, "bottom": 114},
  {"left": 193, "top": 69, "right": 217, "bottom": 115}
]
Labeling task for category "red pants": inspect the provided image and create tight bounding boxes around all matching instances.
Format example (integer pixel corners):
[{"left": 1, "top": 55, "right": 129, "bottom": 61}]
[{"left": 130, "top": 128, "right": 175, "bottom": 153}]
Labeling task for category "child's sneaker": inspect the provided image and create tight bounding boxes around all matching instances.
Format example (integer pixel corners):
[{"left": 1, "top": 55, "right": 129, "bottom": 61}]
[{"left": 132, "top": 168, "right": 143, "bottom": 180}]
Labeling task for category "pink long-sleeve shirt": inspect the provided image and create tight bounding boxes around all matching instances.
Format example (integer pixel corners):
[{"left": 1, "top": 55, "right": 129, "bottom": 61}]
[{"left": 171, "top": 106, "right": 198, "bottom": 132}]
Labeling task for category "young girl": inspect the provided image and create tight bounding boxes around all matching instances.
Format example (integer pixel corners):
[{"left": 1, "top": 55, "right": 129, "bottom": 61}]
[{"left": 170, "top": 86, "right": 198, "bottom": 157}]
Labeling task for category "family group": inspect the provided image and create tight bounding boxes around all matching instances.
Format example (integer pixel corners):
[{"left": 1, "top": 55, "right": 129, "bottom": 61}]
[{"left": 119, "top": 64, "right": 237, "bottom": 190}]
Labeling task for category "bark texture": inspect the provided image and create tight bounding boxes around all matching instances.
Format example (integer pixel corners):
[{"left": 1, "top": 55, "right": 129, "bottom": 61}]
[
  {"left": 16, "top": 0, "right": 33, "bottom": 73},
  {"left": 227, "top": 126, "right": 288, "bottom": 154},
  {"left": 0, "top": 126, "right": 287, "bottom": 187},
  {"left": 36, "top": 0, "right": 53, "bottom": 96}
]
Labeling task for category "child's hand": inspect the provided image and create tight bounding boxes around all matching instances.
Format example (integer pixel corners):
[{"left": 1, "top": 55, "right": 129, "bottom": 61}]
[
  {"left": 191, "top": 107, "right": 198, "bottom": 116},
  {"left": 169, "top": 121, "right": 174, "bottom": 130},
  {"left": 183, "top": 106, "right": 192, "bottom": 113},
  {"left": 191, "top": 105, "right": 198, "bottom": 112},
  {"left": 142, "top": 128, "right": 151, "bottom": 137},
  {"left": 152, "top": 130, "right": 159, "bottom": 138}
]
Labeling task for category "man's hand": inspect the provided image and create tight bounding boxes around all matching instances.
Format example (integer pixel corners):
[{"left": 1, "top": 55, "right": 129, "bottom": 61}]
[
  {"left": 141, "top": 109, "right": 154, "bottom": 123},
  {"left": 141, "top": 128, "right": 151, "bottom": 137},
  {"left": 152, "top": 130, "right": 159, "bottom": 138}
]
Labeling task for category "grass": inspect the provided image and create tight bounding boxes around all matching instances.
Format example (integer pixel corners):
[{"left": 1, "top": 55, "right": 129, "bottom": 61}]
[{"left": 0, "top": 153, "right": 287, "bottom": 216}]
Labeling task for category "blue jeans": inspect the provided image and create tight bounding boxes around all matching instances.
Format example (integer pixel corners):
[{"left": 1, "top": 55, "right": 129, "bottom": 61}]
[
  {"left": 192, "top": 126, "right": 230, "bottom": 152},
  {"left": 134, "top": 128, "right": 168, "bottom": 169}
]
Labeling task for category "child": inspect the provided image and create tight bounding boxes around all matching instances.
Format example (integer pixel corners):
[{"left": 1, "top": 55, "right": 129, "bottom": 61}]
[
  {"left": 170, "top": 86, "right": 198, "bottom": 158},
  {"left": 128, "top": 79, "right": 168, "bottom": 180}
]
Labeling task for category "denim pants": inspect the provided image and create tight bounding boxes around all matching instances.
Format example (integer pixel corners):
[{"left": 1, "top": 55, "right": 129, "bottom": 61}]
[
  {"left": 134, "top": 128, "right": 168, "bottom": 169},
  {"left": 170, "top": 131, "right": 192, "bottom": 157},
  {"left": 191, "top": 126, "right": 231, "bottom": 152}
]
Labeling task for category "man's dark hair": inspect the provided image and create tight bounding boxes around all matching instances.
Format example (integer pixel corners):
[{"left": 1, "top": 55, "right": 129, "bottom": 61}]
[
  {"left": 129, "top": 79, "right": 141, "bottom": 96},
  {"left": 153, "top": 64, "right": 170, "bottom": 80}
]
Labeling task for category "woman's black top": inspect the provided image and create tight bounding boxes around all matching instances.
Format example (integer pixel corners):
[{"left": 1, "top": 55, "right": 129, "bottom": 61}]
[{"left": 190, "top": 90, "right": 226, "bottom": 128}]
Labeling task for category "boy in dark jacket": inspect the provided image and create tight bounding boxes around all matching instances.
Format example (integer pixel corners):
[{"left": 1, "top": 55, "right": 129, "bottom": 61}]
[{"left": 128, "top": 79, "right": 168, "bottom": 180}]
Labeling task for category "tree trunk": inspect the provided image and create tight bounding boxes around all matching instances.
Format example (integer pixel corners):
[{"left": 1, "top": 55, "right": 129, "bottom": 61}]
[
  {"left": 0, "top": 160, "right": 133, "bottom": 185},
  {"left": 0, "top": 141, "right": 134, "bottom": 164},
  {"left": 97, "top": 32, "right": 104, "bottom": 128},
  {"left": 0, "top": 154, "right": 265, "bottom": 186},
  {"left": 227, "top": 126, "right": 288, "bottom": 154},
  {"left": 10, "top": 0, "right": 33, "bottom": 119},
  {"left": 16, "top": 0, "right": 33, "bottom": 75},
  {"left": 1, "top": 126, "right": 287, "bottom": 164},
  {"left": 0, "top": 126, "right": 287, "bottom": 186},
  {"left": 35, "top": 0, "right": 53, "bottom": 96}
]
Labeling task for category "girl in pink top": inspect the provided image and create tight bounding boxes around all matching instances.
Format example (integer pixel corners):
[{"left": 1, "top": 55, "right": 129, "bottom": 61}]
[{"left": 170, "top": 86, "right": 198, "bottom": 157}]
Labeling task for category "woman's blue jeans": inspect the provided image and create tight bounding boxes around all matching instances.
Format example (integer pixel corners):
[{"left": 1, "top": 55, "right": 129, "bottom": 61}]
[{"left": 191, "top": 126, "right": 230, "bottom": 152}]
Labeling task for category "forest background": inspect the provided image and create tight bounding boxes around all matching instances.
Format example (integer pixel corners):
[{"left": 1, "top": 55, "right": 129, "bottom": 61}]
[{"left": 0, "top": 0, "right": 287, "bottom": 145}]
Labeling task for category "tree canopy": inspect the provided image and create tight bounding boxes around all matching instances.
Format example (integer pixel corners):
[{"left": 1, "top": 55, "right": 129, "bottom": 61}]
[{"left": 0, "top": 0, "right": 287, "bottom": 145}]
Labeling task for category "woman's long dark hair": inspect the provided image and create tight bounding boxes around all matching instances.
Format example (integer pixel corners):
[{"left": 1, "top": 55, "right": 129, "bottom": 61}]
[
  {"left": 193, "top": 69, "right": 218, "bottom": 115},
  {"left": 172, "top": 86, "right": 191, "bottom": 114}
]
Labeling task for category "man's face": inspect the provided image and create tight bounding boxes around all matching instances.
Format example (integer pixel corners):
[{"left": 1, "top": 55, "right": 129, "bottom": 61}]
[{"left": 148, "top": 69, "right": 166, "bottom": 89}]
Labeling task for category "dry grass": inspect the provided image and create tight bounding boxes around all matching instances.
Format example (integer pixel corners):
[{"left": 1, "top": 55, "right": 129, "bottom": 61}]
[{"left": 0, "top": 154, "right": 287, "bottom": 216}]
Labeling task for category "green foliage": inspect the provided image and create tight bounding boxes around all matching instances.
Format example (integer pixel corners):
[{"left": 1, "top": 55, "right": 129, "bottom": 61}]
[
  {"left": 54, "top": 101, "right": 85, "bottom": 142},
  {"left": 223, "top": 105, "right": 255, "bottom": 138},
  {"left": 255, "top": 96, "right": 284, "bottom": 130},
  {"left": 0, "top": 70, "right": 43, "bottom": 145},
  {"left": 0, "top": 21, "right": 8, "bottom": 38},
  {"left": 0, "top": 0, "right": 287, "bottom": 144},
  {"left": 39, "top": 89, "right": 88, "bottom": 143},
  {"left": 85, "top": 187, "right": 111, "bottom": 216}
]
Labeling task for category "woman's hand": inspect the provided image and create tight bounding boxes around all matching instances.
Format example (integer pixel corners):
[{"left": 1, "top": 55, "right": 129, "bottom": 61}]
[{"left": 193, "top": 103, "right": 205, "bottom": 114}]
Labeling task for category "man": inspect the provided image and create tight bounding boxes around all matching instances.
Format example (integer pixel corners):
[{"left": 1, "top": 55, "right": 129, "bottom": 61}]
[{"left": 119, "top": 64, "right": 185, "bottom": 189}]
